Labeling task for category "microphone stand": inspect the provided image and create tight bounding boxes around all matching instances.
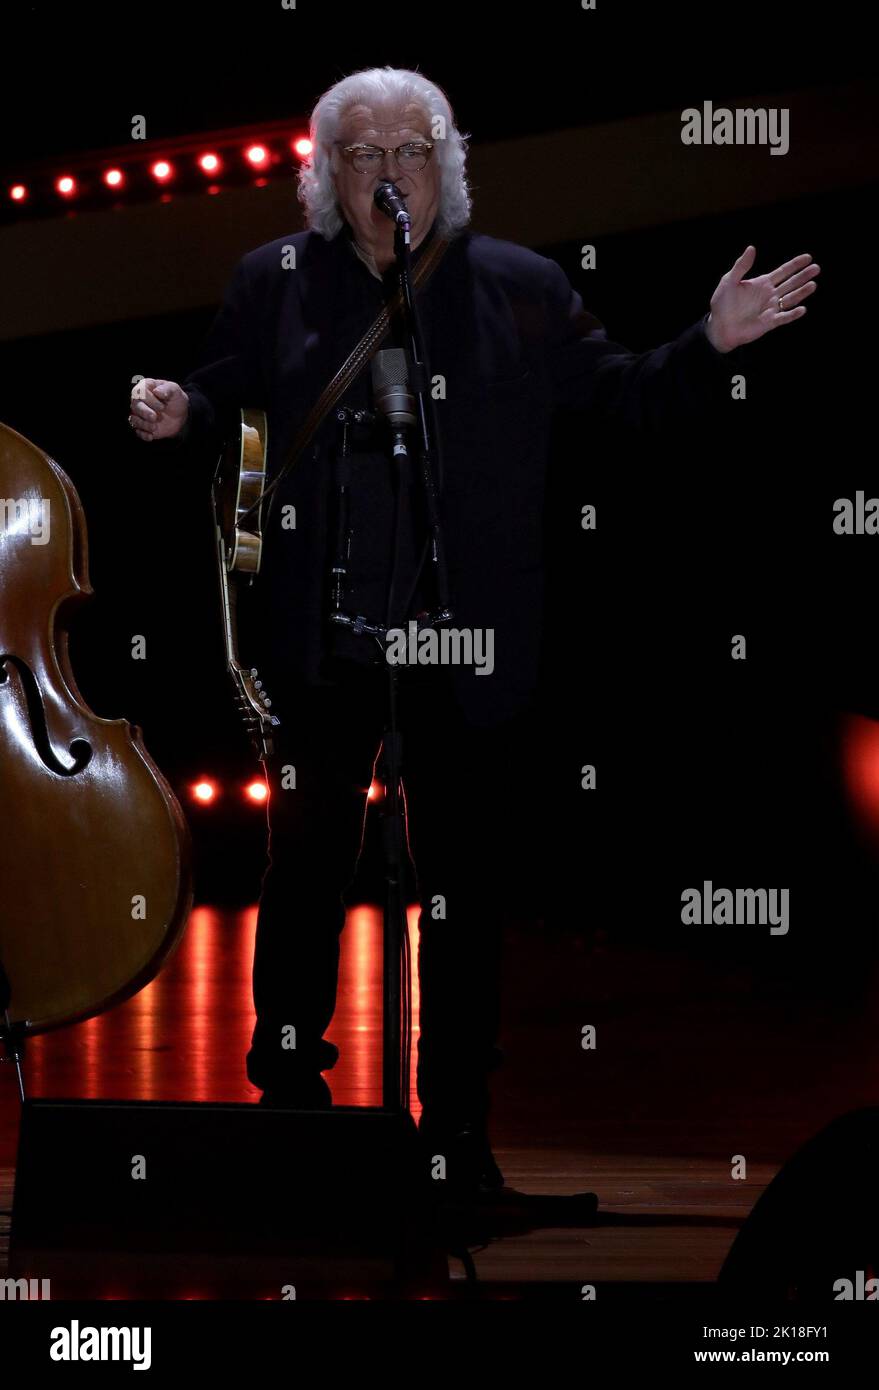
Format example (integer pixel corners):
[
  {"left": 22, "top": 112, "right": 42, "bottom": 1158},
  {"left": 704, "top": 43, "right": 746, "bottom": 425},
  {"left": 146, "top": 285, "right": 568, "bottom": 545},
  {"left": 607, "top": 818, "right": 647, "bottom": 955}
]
[
  {"left": 380, "top": 211, "right": 453, "bottom": 1116},
  {"left": 0, "top": 958, "right": 26, "bottom": 1102},
  {"left": 327, "top": 200, "right": 454, "bottom": 1114}
]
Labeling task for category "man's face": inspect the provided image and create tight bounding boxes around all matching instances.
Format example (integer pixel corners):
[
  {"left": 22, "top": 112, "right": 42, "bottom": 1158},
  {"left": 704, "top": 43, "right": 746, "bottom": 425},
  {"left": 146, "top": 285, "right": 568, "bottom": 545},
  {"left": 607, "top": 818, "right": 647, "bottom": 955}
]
[{"left": 332, "top": 102, "right": 440, "bottom": 259}]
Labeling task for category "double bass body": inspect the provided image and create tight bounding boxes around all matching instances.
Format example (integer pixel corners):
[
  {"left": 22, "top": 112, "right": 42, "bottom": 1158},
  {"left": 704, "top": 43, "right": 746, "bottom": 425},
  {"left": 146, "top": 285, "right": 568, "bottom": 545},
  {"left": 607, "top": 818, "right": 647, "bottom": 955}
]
[{"left": 0, "top": 421, "right": 191, "bottom": 1035}]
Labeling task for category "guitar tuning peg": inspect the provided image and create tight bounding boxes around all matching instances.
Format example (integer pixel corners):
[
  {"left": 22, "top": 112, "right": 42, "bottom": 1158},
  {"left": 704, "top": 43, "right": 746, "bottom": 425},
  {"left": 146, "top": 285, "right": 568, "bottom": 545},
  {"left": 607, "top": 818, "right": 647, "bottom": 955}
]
[
  {"left": 254, "top": 680, "right": 263, "bottom": 690},
  {"left": 263, "top": 698, "right": 272, "bottom": 708},
  {"left": 250, "top": 668, "right": 258, "bottom": 676}
]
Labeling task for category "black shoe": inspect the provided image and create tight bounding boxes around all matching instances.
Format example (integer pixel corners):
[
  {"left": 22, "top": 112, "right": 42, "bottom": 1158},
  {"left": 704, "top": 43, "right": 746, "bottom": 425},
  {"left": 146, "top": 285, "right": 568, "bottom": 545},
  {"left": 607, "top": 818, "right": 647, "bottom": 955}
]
[
  {"left": 257, "top": 1075, "right": 333, "bottom": 1109},
  {"left": 418, "top": 1117, "right": 505, "bottom": 1199}
]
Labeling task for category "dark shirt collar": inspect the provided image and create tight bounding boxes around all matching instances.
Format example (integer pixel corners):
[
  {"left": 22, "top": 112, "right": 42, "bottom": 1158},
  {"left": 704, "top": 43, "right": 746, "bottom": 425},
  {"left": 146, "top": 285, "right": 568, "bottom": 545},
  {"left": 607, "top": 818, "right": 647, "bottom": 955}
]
[{"left": 341, "top": 216, "right": 439, "bottom": 287}]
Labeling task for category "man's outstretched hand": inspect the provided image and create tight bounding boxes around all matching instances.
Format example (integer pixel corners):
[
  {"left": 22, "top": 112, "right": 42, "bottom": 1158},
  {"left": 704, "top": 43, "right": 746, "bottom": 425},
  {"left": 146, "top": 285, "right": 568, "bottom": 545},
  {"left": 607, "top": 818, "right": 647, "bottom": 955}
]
[
  {"left": 129, "top": 378, "right": 189, "bottom": 441},
  {"left": 705, "top": 246, "right": 821, "bottom": 353}
]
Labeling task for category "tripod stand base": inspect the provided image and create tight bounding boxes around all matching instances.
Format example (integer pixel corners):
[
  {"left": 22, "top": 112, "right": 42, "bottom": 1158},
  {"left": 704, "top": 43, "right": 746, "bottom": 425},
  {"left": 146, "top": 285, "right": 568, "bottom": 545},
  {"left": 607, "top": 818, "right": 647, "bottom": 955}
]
[
  {"left": 437, "top": 1186, "right": 600, "bottom": 1273},
  {"left": 0, "top": 1010, "right": 26, "bottom": 1102}
]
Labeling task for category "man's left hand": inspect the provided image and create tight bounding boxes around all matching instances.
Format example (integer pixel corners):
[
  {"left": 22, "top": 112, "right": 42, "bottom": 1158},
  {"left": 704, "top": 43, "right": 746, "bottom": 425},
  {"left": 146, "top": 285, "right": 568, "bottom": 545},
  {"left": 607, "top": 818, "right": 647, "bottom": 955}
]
[{"left": 705, "top": 245, "right": 821, "bottom": 353}]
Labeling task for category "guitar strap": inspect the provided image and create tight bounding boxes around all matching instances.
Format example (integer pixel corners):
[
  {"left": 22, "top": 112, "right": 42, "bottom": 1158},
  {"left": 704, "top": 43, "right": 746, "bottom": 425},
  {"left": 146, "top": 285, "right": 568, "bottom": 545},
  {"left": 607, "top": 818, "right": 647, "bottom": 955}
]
[{"left": 252, "top": 231, "right": 450, "bottom": 528}]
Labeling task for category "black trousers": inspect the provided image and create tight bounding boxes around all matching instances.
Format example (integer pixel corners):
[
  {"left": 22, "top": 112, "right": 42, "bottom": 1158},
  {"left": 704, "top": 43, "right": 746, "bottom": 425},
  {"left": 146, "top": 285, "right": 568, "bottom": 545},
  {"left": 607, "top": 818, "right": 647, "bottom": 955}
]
[{"left": 245, "top": 660, "right": 530, "bottom": 1125}]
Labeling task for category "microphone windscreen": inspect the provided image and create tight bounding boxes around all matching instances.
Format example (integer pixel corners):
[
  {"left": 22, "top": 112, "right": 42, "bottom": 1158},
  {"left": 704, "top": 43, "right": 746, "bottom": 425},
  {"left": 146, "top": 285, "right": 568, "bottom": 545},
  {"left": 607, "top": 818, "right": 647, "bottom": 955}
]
[
  {"left": 371, "top": 348, "right": 409, "bottom": 393},
  {"left": 371, "top": 349, "right": 417, "bottom": 428}
]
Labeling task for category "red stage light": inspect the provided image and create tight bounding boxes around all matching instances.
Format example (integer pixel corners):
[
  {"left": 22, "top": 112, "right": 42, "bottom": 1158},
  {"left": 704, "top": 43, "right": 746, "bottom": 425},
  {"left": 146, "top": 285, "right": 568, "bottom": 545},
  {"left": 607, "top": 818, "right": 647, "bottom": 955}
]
[
  {"left": 103, "top": 168, "right": 124, "bottom": 188},
  {"left": 841, "top": 714, "right": 879, "bottom": 838},
  {"left": 150, "top": 160, "right": 173, "bottom": 182},
  {"left": 192, "top": 780, "right": 218, "bottom": 804},
  {"left": 246, "top": 780, "right": 268, "bottom": 803},
  {"left": 293, "top": 137, "right": 313, "bottom": 158},
  {"left": 367, "top": 780, "right": 383, "bottom": 801},
  {"left": 198, "top": 152, "right": 221, "bottom": 174},
  {"left": 9, "top": 184, "right": 27, "bottom": 202},
  {"left": 245, "top": 144, "right": 269, "bottom": 167},
  {"left": 56, "top": 175, "right": 76, "bottom": 197}
]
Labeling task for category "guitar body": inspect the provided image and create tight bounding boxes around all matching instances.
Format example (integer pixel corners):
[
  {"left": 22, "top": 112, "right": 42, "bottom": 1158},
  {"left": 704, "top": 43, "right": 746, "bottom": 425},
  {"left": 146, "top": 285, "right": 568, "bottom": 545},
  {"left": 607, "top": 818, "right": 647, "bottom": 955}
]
[
  {"left": 214, "top": 407, "right": 268, "bottom": 575},
  {"left": 211, "top": 409, "right": 280, "bottom": 760}
]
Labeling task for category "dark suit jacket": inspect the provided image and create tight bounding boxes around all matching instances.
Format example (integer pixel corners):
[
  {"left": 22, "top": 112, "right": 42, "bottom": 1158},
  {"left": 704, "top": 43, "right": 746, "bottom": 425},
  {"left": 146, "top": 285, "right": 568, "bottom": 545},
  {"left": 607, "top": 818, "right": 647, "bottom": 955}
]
[{"left": 180, "top": 220, "right": 745, "bottom": 725}]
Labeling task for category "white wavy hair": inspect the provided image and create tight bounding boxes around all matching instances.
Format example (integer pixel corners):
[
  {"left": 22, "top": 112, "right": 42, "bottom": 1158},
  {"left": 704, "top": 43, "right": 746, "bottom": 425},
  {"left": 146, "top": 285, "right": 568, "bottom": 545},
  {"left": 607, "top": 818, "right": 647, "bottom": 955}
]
[{"left": 298, "top": 66, "right": 472, "bottom": 240}]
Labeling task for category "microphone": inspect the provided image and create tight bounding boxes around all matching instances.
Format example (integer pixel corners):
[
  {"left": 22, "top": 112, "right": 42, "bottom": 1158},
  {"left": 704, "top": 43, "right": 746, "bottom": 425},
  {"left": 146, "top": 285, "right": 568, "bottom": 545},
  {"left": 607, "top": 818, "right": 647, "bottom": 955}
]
[
  {"left": 371, "top": 349, "right": 417, "bottom": 429},
  {"left": 373, "top": 181, "right": 411, "bottom": 228}
]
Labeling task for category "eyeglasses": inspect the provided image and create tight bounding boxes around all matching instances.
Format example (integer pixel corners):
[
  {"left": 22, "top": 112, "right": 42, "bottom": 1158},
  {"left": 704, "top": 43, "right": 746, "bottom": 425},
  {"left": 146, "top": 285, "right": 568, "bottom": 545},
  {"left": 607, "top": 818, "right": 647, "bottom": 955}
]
[{"left": 336, "top": 141, "right": 435, "bottom": 174}]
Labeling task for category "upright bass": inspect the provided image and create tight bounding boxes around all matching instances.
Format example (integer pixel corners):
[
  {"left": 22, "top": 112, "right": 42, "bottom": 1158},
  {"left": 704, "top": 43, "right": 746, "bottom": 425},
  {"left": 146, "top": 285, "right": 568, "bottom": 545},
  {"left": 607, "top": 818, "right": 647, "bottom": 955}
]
[{"left": 0, "top": 421, "right": 191, "bottom": 1049}]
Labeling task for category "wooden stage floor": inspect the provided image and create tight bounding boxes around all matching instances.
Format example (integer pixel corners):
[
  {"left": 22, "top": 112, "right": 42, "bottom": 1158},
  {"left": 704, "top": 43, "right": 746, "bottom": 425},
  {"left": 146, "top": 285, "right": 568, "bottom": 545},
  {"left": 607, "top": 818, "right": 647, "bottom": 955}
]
[{"left": 2, "top": 906, "right": 877, "bottom": 1298}]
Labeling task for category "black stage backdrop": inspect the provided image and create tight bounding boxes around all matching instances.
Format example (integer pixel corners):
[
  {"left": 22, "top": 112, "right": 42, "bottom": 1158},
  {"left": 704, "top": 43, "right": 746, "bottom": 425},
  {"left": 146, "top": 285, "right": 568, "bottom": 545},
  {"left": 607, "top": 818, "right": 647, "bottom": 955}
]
[{"left": 0, "top": 0, "right": 876, "bottom": 999}]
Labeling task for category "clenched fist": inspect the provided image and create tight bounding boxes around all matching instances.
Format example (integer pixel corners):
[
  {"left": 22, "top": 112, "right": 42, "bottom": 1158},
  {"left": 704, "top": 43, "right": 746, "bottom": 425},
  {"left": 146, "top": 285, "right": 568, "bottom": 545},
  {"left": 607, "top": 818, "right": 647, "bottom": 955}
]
[{"left": 129, "top": 378, "right": 189, "bottom": 442}]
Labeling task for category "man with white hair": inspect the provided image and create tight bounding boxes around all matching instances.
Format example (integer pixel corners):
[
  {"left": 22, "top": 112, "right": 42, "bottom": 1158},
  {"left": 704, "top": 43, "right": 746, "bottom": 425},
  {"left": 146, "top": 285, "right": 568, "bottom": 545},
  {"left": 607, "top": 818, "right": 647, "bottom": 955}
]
[{"left": 129, "top": 67, "right": 819, "bottom": 1198}]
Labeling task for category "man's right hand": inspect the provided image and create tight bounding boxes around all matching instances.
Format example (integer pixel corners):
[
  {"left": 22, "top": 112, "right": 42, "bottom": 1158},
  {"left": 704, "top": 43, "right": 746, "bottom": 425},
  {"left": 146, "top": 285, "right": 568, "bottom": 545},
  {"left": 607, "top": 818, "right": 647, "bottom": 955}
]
[{"left": 129, "top": 378, "right": 189, "bottom": 442}]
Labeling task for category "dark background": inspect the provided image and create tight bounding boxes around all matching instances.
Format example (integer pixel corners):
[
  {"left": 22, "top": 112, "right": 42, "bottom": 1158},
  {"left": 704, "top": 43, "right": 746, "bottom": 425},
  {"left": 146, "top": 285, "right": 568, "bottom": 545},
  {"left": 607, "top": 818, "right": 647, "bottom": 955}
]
[{"left": 1, "top": 0, "right": 876, "bottom": 996}]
